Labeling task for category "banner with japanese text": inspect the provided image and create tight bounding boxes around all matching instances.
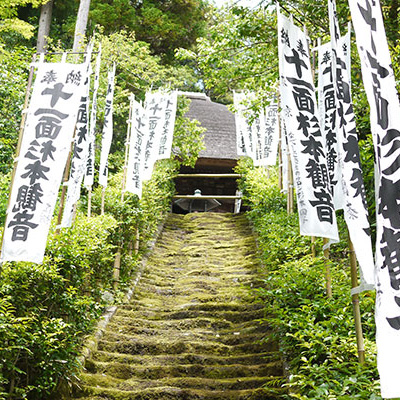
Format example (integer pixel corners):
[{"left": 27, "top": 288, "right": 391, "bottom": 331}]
[
  {"left": 98, "top": 62, "right": 116, "bottom": 187},
  {"left": 125, "top": 97, "right": 149, "bottom": 198},
  {"left": 349, "top": 0, "right": 400, "bottom": 396},
  {"left": 261, "top": 102, "right": 279, "bottom": 166},
  {"left": 61, "top": 59, "right": 91, "bottom": 227},
  {"left": 278, "top": 11, "right": 338, "bottom": 240},
  {"left": 233, "top": 91, "right": 247, "bottom": 156},
  {"left": 280, "top": 118, "right": 289, "bottom": 193},
  {"left": 0, "top": 61, "right": 87, "bottom": 263},
  {"left": 328, "top": 0, "right": 375, "bottom": 285},
  {"left": 84, "top": 46, "right": 101, "bottom": 188},
  {"left": 142, "top": 91, "right": 168, "bottom": 180},
  {"left": 157, "top": 91, "right": 177, "bottom": 160},
  {"left": 233, "top": 92, "right": 255, "bottom": 159}
]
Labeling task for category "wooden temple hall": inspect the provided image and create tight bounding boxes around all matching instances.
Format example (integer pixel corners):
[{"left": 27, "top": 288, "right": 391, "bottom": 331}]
[{"left": 172, "top": 92, "right": 242, "bottom": 214}]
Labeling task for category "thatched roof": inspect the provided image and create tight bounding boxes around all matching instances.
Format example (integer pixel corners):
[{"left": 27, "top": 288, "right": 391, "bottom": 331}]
[{"left": 182, "top": 92, "right": 238, "bottom": 160}]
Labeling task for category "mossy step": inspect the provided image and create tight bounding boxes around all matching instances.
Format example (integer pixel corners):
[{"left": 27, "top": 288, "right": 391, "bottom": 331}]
[
  {"left": 85, "top": 359, "right": 283, "bottom": 380},
  {"left": 100, "top": 329, "right": 271, "bottom": 348},
  {"left": 106, "top": 319, "right": 271, "bottom": 337},
  {"left": 79, "top": 374, "right": 282, "bottom": 393},
  {"left": 131, "top": 292, "right": 254, "bottom": 305},
  {"left": 97, "top": 336, "right": 277, "bottom": 356},
  {"left": 114, "top": 308, "right": 265, "bottom": 323},
  {"left": 108, "top": 315, "right": 265, "bottom": 331},
  {"left": 120, "top": 301, "right": 263, "bottom": 313},
  {"left": 77, "top": 386, "right": 284, "bottom": 400},
  {"left": 92, "top": 350, "right": 281, "bottom": 366}
]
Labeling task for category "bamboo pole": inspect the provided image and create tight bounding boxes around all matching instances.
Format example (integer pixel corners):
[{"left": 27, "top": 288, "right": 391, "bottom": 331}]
[
  {"left": 87, "top": 187, "right": 92, "bottom": 217},
  {"left": 121, "top": 95, "right": 134, "bottom": 200},
  {"left": 348, "top": 235, "right": 366, "bottom": 364},
  {"left": 56, "top": 137, "right": 75, "bottom": 234},
  {"left": 311, "top": 236, "right": 316, "bottom": 257},
  {"left": 277, "top": 96, "right": 283, "bottom": 191},
  {"left": 101, "top": 187, "right": 105, "bottom": 215},
  {"left": 134, "top": 227, "right": 140, "bottom": 255},
  {"left": 0, "top": 55, "right": 37, "bottom": 258},
  {"left": 113, "top": 247, "right": 121, "bottom": 291},
  {"left": 287, "top": 153, "right": 294, "bottom": 214},
  {"left": 323, "top": 238, "right": 332, "bottom": 298}
]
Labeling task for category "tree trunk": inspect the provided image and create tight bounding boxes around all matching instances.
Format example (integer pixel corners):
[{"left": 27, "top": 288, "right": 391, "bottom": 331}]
[
  {"left": 36, "top": 0, "right": 54, "bottom": 53},
  {"left": 73, "top": 0, "right": 92, "bottom": 52}
]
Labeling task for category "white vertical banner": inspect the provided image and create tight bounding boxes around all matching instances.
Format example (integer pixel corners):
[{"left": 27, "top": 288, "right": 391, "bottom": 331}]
[
  {"left": 349, "top": 0, "right": 400, "bottom": 397},
  {"left": 252, "top": 113, "right": 264, "bottom": 167},
  {"left": 328, "top": 0, "right": 375, "bottom": 284},
  {"left": 280, "top": 118, "right": 289, "bottom": 194},
  {"left": 157, "top": 90, "right": 177, "bottom": 160},
  {"left": 261, "top": 102, "right": 279, "bottom": 166},
  {"left": 1, "top": 62, "right": 87, "bottom": 263},
  {"left": 233, "top": 91, "right": 247, "bottom": 156},
  {"left": 61, "top": 54, "right": 92, "bottom": 227},
  {"left": 125, "top": 98, "right": 149, "bottom": 198},
  {"left": 98, "top": 62, "right": 116, "bottom": 188},
  {"left": 142, "top": 91, "right": 167, "bottom": 181},
  {"left": 84, "top": 44, "right": 101, "bottom": 188},
  {"left": 278, "top": 10, "right": 338, "bottom": 240},
  {"left": 317, "top": 40, "right": 346, "bottom": 210}
]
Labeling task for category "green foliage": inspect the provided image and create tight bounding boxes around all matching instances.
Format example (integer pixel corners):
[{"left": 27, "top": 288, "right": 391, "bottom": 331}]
[
  {"left": 0, "top": 46, "right": 33, "bottom": 174},
  {"left": 0, "top": 213, "right": 120, "bottom": 398},
  {"left": 236, "top": 159, "right": 381, "bottom": 399},
  {"left": 177, "top": 6, "right": 278, "bottom": 104},
  {"left": 89, "top": 0, "right": 210, "bottom": 63},
  {"left": 0, "top": 0, "right": 47, "bottom": 42},
  {"left": 172, "top": 96, "right": 206, "bottom": 167}
]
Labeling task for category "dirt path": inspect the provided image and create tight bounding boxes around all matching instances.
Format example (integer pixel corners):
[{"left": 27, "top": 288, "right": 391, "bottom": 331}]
[{"left": 74, "top": 212, "right": 285, "bottom": 399}]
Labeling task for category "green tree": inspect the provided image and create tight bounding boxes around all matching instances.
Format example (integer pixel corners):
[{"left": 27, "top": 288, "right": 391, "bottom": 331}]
[{"left": 0, "top": 0, "right": 47, "bottom": 42}]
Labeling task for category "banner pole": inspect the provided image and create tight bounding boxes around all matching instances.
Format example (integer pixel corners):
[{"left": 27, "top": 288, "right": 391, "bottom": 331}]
[
  {"left": 287, "top": 152, "right": 294, "bottom": 214},
  {"left": 101, "top": 187, "right": 105, "bottom": 215},
  {"left": 0, "top": 54, "right": 37, "bottom": 259},
  {"left": 87, "top": 187, "right": 92, "bottom": 217},
  {"left": 277, "top": 96, "right": 283, "bottom": 191},
  {"left": 56, "top": 133, "right": 75, "bottom": 234},
  {"left": 121, "top": 96, "right": 134, "bottom": 201},
  {"left": 134, "top": 227, "right": 140, "bottom": 255},
  {"left": 323, "top": 237, "right": 332, "bottom": 298},
  {"left": 311, "top": 236, "right": 316, "bottom": 257},
  {"left": 348, "top": 233, "right": 366, "bottom": 364}
]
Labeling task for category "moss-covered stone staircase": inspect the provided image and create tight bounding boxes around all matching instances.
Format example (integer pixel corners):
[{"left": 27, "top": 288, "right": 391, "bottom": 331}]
[{"left": 74, "top": 213, "right": 285, "bottom": 399}]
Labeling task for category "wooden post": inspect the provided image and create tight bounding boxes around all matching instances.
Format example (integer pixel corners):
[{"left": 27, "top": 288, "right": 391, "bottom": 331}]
[
  {"left": 101, "top": 187, "right": 105, "bottom": 215},
  {"left": 348, "top": 235, "right": 366, "bottom": 364},
  {"left": 311, "top": 236, "right": 316, "bottom": 257},
  {"left": 277, "top": 96, "right": 283, "bottom": 191},
  {"left": 287, "top": 153, "right": 294, "bottom": 214},
  {"left": 113, "top": 248, "right": 121, "bottom": 290},
  {"left": 323, "top": 238, "right": 332, "bottom": 298},
  {"left": 87, "top": 187, "right": 92, "bottom": 217},
  {"left": 121, "top": 95, "right": 134, "bottom": 200},
  {"left": 56, "top": 133, "right": 75, "bottom": 233},
  {"left": 134, "top": 227, "right": 140, "bottom": 255}
]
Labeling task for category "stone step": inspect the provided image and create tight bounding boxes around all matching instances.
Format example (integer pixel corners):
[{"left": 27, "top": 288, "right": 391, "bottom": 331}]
[
  {"left": 91, "top": 350, "right": 281, "bottom": 366},
  {"left": 97, "top": 336, "right": 277, "bottom": 356},
  {"left": 84, "top": 360, "right": 283, "bottom": 380},
  {"left": 99, "top": 329, "right": 272, "bottom": 349},
  {"left": 78, "top": 374, "right": 283, "bottom": 394},
  {"left": 114, "top": 307, "right": 265, "bottom": 323},
  {"left": 108, "top": 315, "right": 266, "bottom": 332},
  {"left": 119, "top": 301, "right": 263, "bottom": 313}
]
